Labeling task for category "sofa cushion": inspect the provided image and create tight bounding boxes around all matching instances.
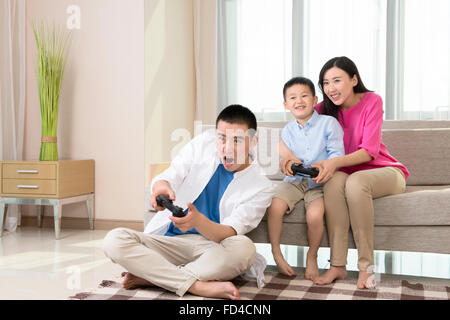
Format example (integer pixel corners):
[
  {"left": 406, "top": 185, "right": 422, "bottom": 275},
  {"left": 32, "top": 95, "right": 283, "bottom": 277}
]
[
  {"left": 382, "top": 120, "right": 450, "bottom": 129},
  {"left": 381, "top": 129, "right": 450, "bottom": 185},
  {"left": 266, "top": 183, "right": 450, "bottom": 226},
  {"left": 373, "top": 185, "right": 450, "bottom": 225}
]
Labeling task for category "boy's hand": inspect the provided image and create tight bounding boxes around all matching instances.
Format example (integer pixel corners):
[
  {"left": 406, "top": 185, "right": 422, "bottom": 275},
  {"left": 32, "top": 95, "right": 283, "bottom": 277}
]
[
  {"left": 280, "top": 157, "right": 302, "bottom": 177},
  {"left": 150, "top": 180, "right": 176, "bottom": 211},
  {"left": 169, "top": 202, "right": 203, "bottom": 232}
]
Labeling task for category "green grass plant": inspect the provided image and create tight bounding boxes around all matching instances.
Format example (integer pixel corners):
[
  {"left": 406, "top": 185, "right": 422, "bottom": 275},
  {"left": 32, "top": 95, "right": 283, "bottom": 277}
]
[{"left": 32, "top": 22, "right": 71, "bottom": 161}]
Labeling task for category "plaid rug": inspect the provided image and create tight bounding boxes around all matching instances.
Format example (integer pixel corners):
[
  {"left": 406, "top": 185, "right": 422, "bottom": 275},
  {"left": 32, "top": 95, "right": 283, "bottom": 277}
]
[{"left": 69, "top": 271, "right": 450, "bottom": 300}]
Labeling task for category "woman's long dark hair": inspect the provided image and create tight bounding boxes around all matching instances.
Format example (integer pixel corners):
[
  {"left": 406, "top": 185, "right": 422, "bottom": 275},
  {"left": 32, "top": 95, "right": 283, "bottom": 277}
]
[{"left": 318, "top": 56, "right": 372, "bottom": 121}]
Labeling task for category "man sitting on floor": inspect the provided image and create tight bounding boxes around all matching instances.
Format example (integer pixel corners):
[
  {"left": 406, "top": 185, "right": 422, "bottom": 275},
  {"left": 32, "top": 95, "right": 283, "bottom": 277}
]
[{"left": 103, "top": 105, "right": 274, "bottom": 300}]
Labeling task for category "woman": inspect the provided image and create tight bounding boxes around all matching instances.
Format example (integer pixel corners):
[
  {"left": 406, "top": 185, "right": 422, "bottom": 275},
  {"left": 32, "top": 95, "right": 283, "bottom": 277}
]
[{"left": 279, "top": 56, "right": 409, "bottom": 289}]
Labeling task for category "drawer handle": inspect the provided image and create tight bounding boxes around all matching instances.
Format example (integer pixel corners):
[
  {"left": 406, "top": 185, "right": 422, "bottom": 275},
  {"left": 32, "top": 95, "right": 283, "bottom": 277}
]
[
  {"left": 17, "top": 185, "right": 39, "bottom": 189},
  {"left": 16, "top": 170, "right": 39, "bottom": 174}
]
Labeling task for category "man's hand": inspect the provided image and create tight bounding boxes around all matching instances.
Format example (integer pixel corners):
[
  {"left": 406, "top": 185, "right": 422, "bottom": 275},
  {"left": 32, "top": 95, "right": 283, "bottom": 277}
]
[
  {"left": 169, "top": 202, "right": 203, "bottom": 232},
  {"left": 150, "top": 180, "right": 176, "bottom": 211},
  {"left": 171, "top": 202, "right": 237, "bottom": 243}
]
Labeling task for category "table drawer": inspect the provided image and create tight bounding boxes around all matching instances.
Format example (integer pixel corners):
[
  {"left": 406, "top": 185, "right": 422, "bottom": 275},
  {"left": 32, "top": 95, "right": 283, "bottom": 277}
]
[
  {"left": 2, "top": 179, "right": 57, "bottom": 195},
  {"left": 2, "top": 163, "right": 56, "bottom": 179}
]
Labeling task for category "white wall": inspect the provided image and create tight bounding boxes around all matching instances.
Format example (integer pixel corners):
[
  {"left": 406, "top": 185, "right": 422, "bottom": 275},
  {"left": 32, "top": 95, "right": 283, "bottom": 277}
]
[{"left": 24, "top": 0, "right": 145, "bottom": 222}]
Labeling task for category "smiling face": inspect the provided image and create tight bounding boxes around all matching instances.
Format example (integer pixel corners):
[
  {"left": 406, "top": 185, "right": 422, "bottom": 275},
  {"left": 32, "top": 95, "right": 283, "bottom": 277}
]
[
  {"left": 322, "top": 66, "right": 358, "bottom": 109},
  {"left": 216, "top": 120, "right": 257, "bottom": 172},
  {"left": 283, "top": 84, "right": 318, "bottom": 125}
]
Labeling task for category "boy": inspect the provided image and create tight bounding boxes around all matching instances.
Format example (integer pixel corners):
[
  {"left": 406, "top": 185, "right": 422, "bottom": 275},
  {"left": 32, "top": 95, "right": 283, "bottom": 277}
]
[
  {"left": 103, "top": 105, "right": 274, "bottom": 300},
  {"left": 267, "top": 77, "right": 344, "bottom": 280}
]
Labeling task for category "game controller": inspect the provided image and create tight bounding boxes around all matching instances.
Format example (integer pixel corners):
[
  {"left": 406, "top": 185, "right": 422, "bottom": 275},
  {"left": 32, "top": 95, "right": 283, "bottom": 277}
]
[
  {"left": 291, "top": 163, "right": 319, "bottom": 178},
  {"left": 156, "top": 195, "right": 186, "bottom": 217}
]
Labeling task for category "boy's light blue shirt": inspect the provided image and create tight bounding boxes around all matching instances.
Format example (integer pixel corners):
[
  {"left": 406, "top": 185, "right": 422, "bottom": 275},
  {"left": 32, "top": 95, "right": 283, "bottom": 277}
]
[{"left": 282, "top": 110, "right": 345, "bottom": 189}]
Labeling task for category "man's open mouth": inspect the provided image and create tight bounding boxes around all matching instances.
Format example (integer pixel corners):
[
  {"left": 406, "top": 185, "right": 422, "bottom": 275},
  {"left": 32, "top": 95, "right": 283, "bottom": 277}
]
[{"left": 224, "top": 155, "right": 234, "bottom": 167}]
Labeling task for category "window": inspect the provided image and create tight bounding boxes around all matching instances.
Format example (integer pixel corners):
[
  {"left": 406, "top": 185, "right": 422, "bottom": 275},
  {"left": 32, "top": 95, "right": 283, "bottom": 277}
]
[
  {"left": 218, "top": 0, "right": 292, "bottom": 120},
  {"left": 401, "top": 0, "right": 450, "bottom": 119},
  {"left": 218, "top": 0, "right": 450, "bottom": 120},
  {"left": 302, "top": 0, "right": 387, "bottom": 105}
]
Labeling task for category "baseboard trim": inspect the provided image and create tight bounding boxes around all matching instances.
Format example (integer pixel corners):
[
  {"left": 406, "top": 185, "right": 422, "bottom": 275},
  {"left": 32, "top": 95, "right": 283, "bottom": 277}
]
[
  {"left": 94, "top": 219, "right": 144, "bottom": 232},
  {"left": 20, "top": 216, "right": 144, "bottom": 232}
]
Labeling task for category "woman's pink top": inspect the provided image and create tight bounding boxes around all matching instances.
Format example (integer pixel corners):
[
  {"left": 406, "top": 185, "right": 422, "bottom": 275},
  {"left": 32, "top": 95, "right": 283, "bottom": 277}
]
[{"left": 315, "top": 92, "right": 409, "bottom": 179}]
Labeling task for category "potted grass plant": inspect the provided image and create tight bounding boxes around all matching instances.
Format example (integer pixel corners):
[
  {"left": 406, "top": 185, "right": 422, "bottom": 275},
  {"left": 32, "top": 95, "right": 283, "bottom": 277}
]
[{"left": 32, "top": 22, "right": 71, "bottom": 161}]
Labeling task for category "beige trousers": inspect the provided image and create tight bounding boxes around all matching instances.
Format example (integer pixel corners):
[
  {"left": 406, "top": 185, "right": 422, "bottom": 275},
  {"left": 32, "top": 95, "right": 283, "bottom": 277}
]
[
  {"left": 103, "top": 228, "right": 256, "bottom": 296},
  {"left": 323, "top": 167, "right": 406, "bottom": 271}
]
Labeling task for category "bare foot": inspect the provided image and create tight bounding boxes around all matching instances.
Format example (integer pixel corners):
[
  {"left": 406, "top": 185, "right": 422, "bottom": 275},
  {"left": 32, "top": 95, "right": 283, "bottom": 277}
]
[
  {"left": 273, "top": 253, "right": 295, "bottom": 276},
  {"left": 122, "top": 272, "right": 155, "bottom": 290},
  {"left": 305, "top": 252, "right": 319, "bottom": 281},
  {"left": 314, "top": 266, "right": 347, "bottom": 285},
  {"left": 357, "top": 271, "right": 376, "bottom": 289},
  {"left": 188, "top": 280, "right": 240, "bottom": 300}
]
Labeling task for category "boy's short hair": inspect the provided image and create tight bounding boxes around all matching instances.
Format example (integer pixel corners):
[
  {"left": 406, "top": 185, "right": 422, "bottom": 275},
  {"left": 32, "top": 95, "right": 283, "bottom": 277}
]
[
  {"left": 283, "top": 76, "right": 316, "bottom": 101},
  {"left": 216, "top": 104, "right": 257, "bottom": 132}
]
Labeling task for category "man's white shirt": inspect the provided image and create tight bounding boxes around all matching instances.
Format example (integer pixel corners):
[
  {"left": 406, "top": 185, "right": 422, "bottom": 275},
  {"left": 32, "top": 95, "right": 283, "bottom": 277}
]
[{"left": 144, "top": 130, "right": 275, "bottom": 237}]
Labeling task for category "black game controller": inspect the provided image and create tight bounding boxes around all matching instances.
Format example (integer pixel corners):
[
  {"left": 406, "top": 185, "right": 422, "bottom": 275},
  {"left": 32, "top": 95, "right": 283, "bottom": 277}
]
[
  {"left": 291, "top": 163, "right": 319, "bottom": 178},
  {"left": 156, "top": 195, "right": 186, "bottom": 217}
]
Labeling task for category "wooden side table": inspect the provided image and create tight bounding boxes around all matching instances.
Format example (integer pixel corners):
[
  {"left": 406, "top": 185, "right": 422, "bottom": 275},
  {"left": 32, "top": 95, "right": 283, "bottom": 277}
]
[{"left": 0, "top": 160, "right": 95, "bottom": 239}]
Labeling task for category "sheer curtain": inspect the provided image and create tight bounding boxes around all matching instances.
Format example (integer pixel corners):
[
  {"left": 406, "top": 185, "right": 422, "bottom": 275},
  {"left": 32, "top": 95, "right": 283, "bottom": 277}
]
[
  {"left": 217, "top": 0, "right": 386, "bottom": 121},
  {"left": 0, "top": 0, "right": 26, "bottom": 232},
  {"left": 302, "top": 0, "right": 387, "bottom": 105},
  {"left": 217, "top": 0, "right": 450, "bottom": 121},
  {"left": 218, "top": 0, "right": 293, "bottom": 121},
  {"left": 401, "top": 0, "right": 450, "bottom": 119},
  {"left": 193, "top": 0, "right": 217, "bottom": 125}
]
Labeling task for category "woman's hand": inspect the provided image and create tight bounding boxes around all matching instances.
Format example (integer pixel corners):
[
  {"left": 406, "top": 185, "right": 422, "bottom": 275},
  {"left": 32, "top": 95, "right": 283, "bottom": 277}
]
[
  {"left": 280, "top": 157, "right": 303, "bottom": 177},
  {"left": 311, "top": 158, "right": 338, "bottom": 184}
]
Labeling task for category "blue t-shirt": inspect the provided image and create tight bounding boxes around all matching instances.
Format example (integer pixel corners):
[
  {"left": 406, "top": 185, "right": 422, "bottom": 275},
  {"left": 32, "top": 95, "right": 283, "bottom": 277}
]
[{"left": 164, "top": 164, "right": 235, "bottom": 236}]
